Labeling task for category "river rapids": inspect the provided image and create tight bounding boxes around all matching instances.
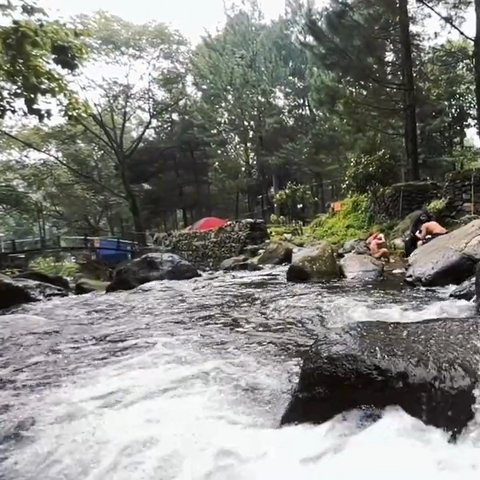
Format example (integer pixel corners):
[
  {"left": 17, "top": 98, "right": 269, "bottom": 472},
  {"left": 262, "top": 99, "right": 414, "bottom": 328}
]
[{"left": 1, "top": 268, "right": 480, "bottom": 479}]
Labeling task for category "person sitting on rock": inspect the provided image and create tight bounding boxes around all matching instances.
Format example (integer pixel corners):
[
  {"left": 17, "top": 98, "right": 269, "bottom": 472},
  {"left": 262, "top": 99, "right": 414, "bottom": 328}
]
[
  {"left": 366, "top": 232, "right": 390, "bottom": 260},
  {"left": 416, "top": 219, "right": 447, "bottom": 247}
]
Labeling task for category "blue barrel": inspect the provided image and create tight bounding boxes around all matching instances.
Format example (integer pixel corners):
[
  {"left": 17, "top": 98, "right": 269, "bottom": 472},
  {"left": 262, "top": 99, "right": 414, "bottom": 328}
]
[{"left": 96, "top": 238, "right": 133, "bottom": 265}]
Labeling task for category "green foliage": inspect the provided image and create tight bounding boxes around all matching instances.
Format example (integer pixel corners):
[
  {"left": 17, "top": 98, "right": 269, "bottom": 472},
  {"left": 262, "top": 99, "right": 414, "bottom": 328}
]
[
  {"left": 308, "top": 195, "right": 374, "bottom": 245},
  {"left": 451, "top": 146, "right": 480, "bottom": 170},
  {"left": 274, "top": 182, "right": 315, "bottom": 221},
  {"left": 427, "top": 197, "right": 448, "bottom": 215},
  {"left": 29, "top": 256, "right": 79, "bottom": 278},
  {"left": 343, "top": 151, "right": 397, "bottom": 195},
  {"left": 269, "top": 214, "right": 287, "bottom": 225},
  {"left": 0, "top": 1, "right": 87, "bottom": 119}
]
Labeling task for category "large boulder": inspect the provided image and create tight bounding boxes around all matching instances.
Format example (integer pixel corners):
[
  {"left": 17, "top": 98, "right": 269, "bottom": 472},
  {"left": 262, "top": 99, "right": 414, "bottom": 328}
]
[
  {"left": 337, "top": 239, "right": 369, "bottom": 257},
  {"left": 106, "top": 253, "right": 200, "bottom": 292},
  {"left": 281, "top": 318, "right": 480, "bottom": 436},
  {"left": 14, "top": 271, "right": 70, "bottom": 291},
  {"left": 0, "top": 275, "right": 68, "bottom": 309},
  {"left": 257, "top": 241, "right": 293, "bottom": 265},
  {"left": 339, "top": 254, "right": 384, "bottom": 282},
  {"left": 405, "top": 219, "right": 480, "bottom": 286},
  {"left": 219, "top": 255, "right": 261, "bottom": 272},
  {"left": 286, "top": 242, "right": 339, "bottom": 282}
]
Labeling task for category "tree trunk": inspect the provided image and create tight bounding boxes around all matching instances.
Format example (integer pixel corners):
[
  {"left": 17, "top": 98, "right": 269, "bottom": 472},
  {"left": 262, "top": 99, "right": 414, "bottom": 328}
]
[
  {"left": 475, "top": 0, "right": 480, "bottom": 139},
  {"left": 235, "top": 190, "right": 240, "bottom": 220},
  {"left": 398, "top": 0, "right": 420, "bottom": 181},
  {"left": 119, "top": 163, "right": 145, "bottom": 245}
]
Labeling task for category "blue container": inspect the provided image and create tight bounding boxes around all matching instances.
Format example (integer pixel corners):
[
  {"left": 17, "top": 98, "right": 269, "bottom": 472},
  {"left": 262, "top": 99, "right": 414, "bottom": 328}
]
[{"left": 96, "top": 238, "right": 133, "bottom": 265}]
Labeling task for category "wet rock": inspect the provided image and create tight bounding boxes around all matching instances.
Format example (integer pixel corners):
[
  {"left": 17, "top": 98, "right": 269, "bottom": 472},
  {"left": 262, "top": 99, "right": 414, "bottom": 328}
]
[
  {"left": 281, "top": 318, "right": 480, "bottom": 436},
  {"left": 220, "top": 256, "right": 262, "bottom": 272},
  {"left": 0, "top": 274, "right": 68, "bottom": 309},
  {"left": 337, "top": 239, "right": 369, "bottom": 257},
  {"left": 14, "top": 271, "right": 70, "bottom": 291},
  {"left": 391, "top": 210, "right": 424, "bottom": 239},
  {"left": 405, "top": 220, "right": 480, "bottom": 286},
  {"left": 339, "top": 254, "right": 384, "bottom": 282},
  {"left": 257, "top": 241, "right": 293, "bottom": 265},
  {"left": 106, "top": 253, "right": 200, "bottom": 292},
  {"left": 449, "top": 277, "right": 476, "bottom": 301},
  {"left": 74, "top": 278, "right": 109, "bottom": 295},
  {"left": 391, "top": 237, "right": 405, "bottom": 251},
  {"left": 286, "top": 242, "right": 339, "bottom": 282},
  {"left": 242, "top": 244, "right": 263, "bottom": 258}
]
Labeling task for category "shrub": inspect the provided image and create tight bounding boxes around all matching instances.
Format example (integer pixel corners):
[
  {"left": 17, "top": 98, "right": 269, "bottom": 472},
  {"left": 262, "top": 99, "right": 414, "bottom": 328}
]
[
  {"left": 427, "top": 197, "right": 448, "bottom": 216},
  {"left": 274, "top": 182, "right": 316, "bottom": 221},
  {"left": 29, "top": 256, "right": 79, "bottom": 278},
  {"left": 307, "top": 195, "right": 375, "bottom": 245},
  {"left": 343, "top": 150, "right": 397, "bottom": 195}
]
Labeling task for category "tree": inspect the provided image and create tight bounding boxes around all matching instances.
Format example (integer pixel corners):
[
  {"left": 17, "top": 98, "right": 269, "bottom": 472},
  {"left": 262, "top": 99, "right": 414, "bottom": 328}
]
[
  {"left": 398, "top": 0, "right": 420, "bottom": 180},
  {"left": 68, "top": 13, "right": 189, "bottom": 241},
  {"left": 416, "top": 39, "right": 475, "bottom": 172},
  {"left": 0, "top": 0, "right": 86, "bottom": 120},
  {"left": 306, "top": 0, "right": 423, "bottom": 180}
]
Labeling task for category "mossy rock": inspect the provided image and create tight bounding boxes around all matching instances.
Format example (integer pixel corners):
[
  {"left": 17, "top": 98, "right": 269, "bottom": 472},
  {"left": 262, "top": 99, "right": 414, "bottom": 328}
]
[
  {"left": 287, "top": 241, "right": 340, "bottom": 282},
  {"left": 257, "top": 241, "right": 293, "bottom": 265}
]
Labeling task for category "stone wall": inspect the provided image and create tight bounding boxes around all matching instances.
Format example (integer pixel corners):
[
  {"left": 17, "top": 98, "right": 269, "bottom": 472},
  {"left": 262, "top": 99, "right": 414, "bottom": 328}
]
[
  {"left": 370, "top": 181, "right": 441, "bottom": 221},
  {"left": 153, "top": 219, "right": 269, "bottom": 269},
  {"left": 443, "top": 170, "right": 480, "bottom": 217}
]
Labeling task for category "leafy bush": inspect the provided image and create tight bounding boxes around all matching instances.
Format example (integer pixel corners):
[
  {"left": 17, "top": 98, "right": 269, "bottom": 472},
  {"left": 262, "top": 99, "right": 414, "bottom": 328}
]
[
  {"left": 274, "top": 182, "right": 316, "bottom": 221},
  {"left": 29, "top": 256, "right": 79, "bottom": 278},
  {"left": 427, "top": 197, "right": 448, "bottom": 215},
  {"left": 308, "top": 195, "right": 375, "bottom": 245},
  {"left": 343, "top": 150, "right": 396, "bottom": 195},
  {"left": 269, "top": 214, "right": 287, "bottom": 225}
]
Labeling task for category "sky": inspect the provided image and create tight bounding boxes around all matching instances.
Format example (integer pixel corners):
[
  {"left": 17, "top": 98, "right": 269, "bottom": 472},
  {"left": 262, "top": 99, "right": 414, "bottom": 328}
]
[
  {"left": 40, "top": 0, "right": 476, "bottom": 43},
  {"left": 41, "top": 0, "right": 291, "bottom": 43}
]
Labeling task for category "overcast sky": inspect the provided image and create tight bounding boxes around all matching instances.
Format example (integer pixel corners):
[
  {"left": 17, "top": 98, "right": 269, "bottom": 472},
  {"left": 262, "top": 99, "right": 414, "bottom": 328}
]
[
  {"left": 41, "top": 0, "right": 289, "bottom": 42},
  {"left": 40, "top": 0, "right": 476, "bottom": 43}
]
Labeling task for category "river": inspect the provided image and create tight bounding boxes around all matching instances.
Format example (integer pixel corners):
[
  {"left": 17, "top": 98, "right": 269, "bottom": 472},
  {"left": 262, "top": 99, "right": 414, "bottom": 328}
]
[{"left": 1, "top": 268, "right": 480, "bottom": 479}]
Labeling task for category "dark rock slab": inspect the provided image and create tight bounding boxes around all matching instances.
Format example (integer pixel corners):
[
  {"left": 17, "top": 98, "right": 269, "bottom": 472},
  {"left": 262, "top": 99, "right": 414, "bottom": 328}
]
[
  {"left": 0, "top": 275, "right": 68, "bottom": 309},
  {"left": 281, "top": 318, "right": 480, "bottom": 436},
  {"left": 107, "top": 253, "right": 200, "bottom": 292}
]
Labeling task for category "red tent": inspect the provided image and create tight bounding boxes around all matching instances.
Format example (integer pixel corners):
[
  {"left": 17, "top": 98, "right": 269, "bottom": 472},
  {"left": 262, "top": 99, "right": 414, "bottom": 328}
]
[{"left": 191, "top": 217, "right": 228, "bottom": 231}]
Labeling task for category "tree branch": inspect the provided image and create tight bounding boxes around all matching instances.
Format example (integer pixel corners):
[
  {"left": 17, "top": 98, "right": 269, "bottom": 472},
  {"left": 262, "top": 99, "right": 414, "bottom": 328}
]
[
  {"left": 0, "top": 129, "right": 126, "bottom": 201},
  {"left": 417, "top": 0, "right": 474, "bottom": 42}
]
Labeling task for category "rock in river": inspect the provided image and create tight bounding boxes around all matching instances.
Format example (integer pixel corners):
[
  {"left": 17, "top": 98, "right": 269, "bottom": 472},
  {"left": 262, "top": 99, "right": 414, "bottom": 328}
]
[
  {"left": 14, "top": 271, "right": 70, "bottom": 291},
  {"left": 281, "top": 318, "right": 480, "bottom": 436},
  {"left": 0, "top": 274, "right": 68, "bottom": 310},
  {"left": 286, "top": 242, "right": 339, "bottom": 282},
  {"left": 257, "top": 241, "right": 293, "bottom": 265},
  {"left": 337, "top": 239, "right": 369, "bottom": 257},
  {"left": 405, "top": 219, "right": 480, "bottom": 286},
  {"left": 107, "top": 253, "right": 200, "bottom": 292},
  {"left": 75, "top": 278, "right": 109, "bottom": 295},
  {"left": 219, "top": 255, "right": 262, "bottom": 272},
  {"left": 449, "top": 276, "right": 476, "bottom": 301},
  {"left": 339, "top": 254, "right": 384, "bottom": 282}
]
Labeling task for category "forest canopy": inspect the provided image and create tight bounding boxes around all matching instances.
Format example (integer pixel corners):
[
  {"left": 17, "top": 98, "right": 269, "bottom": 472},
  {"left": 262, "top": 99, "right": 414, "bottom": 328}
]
[{"left": 0, "top": 0, "right": 479, "bottom": 239}]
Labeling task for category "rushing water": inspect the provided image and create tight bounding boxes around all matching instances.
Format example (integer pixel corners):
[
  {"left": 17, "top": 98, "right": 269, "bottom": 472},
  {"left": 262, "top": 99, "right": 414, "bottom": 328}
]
[{"left": 1, "top": 268, "right": 480, "bottom": 479}]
